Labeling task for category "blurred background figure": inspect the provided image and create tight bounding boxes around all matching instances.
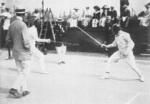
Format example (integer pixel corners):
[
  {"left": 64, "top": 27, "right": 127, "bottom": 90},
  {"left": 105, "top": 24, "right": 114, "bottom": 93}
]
[
  {"left": 120, "top": 0, "right": 129, "bottom": 16},
  {"left": 33, "top": 9, "right": 40, "bottom": 20},
  {"left": 82, "top": 6, "right": 92, "bottom": 28},
  {"left": 0, "top": 2, "right": 6, "bottom": 13},
  {"left": 109, "top": 6, "right": 118, "bottom": 24},
  {"left": 138, "top": 3, "right": 150, "bottom": 27},
  {"left": 54, "top": 18, "right": 67, "bottom": 65},
  {"left": 105, "top": 16, "right": 116, "bottom": 57},
  {"left": 120, "top": 5, "right": 130, "bottom": 28},
  {"left": 138, "top": 2, "right": 150, "bottom": 49},
  {"left": 92, "top": 5, "right": 100, "bottom": 28},
  {"left": 99, "top": 5, "right": 109, "bottom": 28},
  {"left": 0, "top": 7, "right": 12, "bottom": 59},
  {"left": 69, "top": 8, "right": 80, "bottom": 28}
]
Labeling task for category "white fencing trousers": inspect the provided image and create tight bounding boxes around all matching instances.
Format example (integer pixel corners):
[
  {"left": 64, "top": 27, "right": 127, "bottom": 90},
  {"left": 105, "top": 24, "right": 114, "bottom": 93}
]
[
  {"left": 31, "top": 47, "right": 46, "bottom": 73},
  {"left": 12, "top": 60, "right": 31, "bottom": 92},
  {"left": 56, "top": 45, "right": 67, "bottom": 62},
  {"left": 105, "top": 51, "right": 142, "bottom": 76}
]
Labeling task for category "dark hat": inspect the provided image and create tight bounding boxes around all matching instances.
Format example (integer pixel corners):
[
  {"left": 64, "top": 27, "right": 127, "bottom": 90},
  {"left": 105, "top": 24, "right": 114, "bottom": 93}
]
[
  {"left": 1, "top": 2, "right": 5, "bottom": 5},
  {"left": 93, "top": 5, "right": 100, "bottom": 11},
  {"left": 15, "top": 9, "right": 25, "bottom": 14},
  {"left": 102, "top": 5, "right": 109, "bottom": 9},
  {"left": 15, "top": 6, "right": 26, "bottom": 14},
  {"left": 74, "top": 7, "right": 79, "bottom": 10},
  {"left": 145, "top": 2, "right": 150, "bottom": 8},
  {"left": 110, "top": 6, "right": 114, "bottom": 9}
]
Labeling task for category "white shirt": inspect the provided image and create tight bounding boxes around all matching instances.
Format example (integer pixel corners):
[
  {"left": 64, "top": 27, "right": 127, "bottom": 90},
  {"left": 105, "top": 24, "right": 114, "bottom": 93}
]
[
  {"left": 28, "top": 25, "right": 38, "bottom": 50},
  {"left": 1, "top": 12, "right": 12, "bottom": 30},
  {"left": 108, "top": 30, "right": 134, "bottom": 53}
]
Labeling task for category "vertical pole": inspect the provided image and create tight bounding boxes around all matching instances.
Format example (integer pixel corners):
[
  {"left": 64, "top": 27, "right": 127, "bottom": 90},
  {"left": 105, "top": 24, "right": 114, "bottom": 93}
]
[{"left": 8, "top": 45, "right": 12, "bottom": 59}]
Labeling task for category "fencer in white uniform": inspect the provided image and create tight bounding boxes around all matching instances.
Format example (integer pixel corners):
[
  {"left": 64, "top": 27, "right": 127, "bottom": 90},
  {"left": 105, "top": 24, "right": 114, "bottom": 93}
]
[
  {"left": 100, "top": 24, "right": 144, "bottom": 82},
  {"left": 28, "top": 23, "right": 50, "bottom": 73}
]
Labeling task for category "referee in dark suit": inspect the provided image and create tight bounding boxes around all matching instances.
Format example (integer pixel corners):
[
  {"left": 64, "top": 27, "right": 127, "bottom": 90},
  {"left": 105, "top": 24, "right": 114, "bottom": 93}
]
[{"left": 54, "top": 18, "right": 67, "bottom": 65}]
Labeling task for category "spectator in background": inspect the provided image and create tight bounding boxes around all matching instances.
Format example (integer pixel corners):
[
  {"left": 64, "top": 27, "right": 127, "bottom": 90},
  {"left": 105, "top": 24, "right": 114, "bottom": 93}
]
[
  {"left": 105, "top": 16, "right": 116, "bottom": 57},
  {"left": 69, "top": 8, "right": 80, "bottom": 28},
  {"left": 82, "top": 6, "right": 92, "bottom": 27},
  {"left": 54, "top": 18, "right": 67, "bottom": 65},
  {"left": 120, "top": 0, "right": 129, "bottom": 16},
  {"left": 33, "top": 9, "right": 40, "bottom": 20},
  {"left": 138, "top": 3, "right": 150, "bottom": 47},
  {"left": 101, "top": 5, "right": 109, "bottom": 17},
  {"left": 109, "top": 6, "right": 118, "bottom": 24},
  {"left": 92, "top": 5, "right": 101, "bottom": 28},
  {"left": 120, "top": 5, "right": 130, "bottom": 28},
  {"left": 99, "top": 5, "right": 109, "bottom": 28},
  {"left": 138, "top": 3, "right": 150, "bottom": 27},
  {"left": 0, "top": 2, "right": 6, "bottom": 13},
  {"left": 0, "top": 8, "right": 12, "bottom": 59}
]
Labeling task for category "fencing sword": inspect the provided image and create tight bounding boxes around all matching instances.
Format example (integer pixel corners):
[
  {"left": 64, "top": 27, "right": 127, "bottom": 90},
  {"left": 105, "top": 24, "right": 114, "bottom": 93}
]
[
  {"left": 77, "top": 27, "right": 103, "bottom": 46},
  {"left": 50, "top": 40, "right": 79, "bottom": 46},
  {"left": 120, "top": 54, "right": 135, "bottom": 70},
  {"left": 77, "top": 26, "right": 107, "bottom": 50}
]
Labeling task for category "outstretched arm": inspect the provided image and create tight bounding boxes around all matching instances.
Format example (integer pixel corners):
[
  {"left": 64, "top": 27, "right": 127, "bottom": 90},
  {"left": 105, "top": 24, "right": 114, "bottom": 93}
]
[
  {"left": 36, "top": 38, "right": 51, "bottom": 43},
  {"left": 102, "top": 40, "right": 117, "bottom": 49}
]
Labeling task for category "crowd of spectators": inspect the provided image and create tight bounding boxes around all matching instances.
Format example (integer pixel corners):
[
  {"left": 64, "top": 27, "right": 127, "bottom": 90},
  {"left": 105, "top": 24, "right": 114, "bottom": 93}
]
[{"left": 0, "top": 2, "right": 150, "bottom": 54}]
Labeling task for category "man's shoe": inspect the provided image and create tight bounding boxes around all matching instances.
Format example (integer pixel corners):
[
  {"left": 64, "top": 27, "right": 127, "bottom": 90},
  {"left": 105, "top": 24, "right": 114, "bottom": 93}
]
[
  {"left": 9, "top": 88, "right": 22, "bottom": 98},
  {"left": 99, "top": 74, "right": 110, "bottom": 79},
  {"left": 139, "top": 76, "right": 144, "bottom": 82},
  {"left": 61, "top": 61, "right": 66, "bottom": 64},
  {"left": 9, "top": 88, "right": 17, "bottom": 93},
  {"left": 22, "top": 91, "right": 30, "bottom": 97}
]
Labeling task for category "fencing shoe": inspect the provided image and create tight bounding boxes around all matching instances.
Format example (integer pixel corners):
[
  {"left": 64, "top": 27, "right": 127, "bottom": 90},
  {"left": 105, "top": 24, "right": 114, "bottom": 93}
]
[
  {"left": 99, "top": 73, "right": 110, "bottom": 79},
  {"left": 139, "top": 76, "right": 144, "bottom": 82}
]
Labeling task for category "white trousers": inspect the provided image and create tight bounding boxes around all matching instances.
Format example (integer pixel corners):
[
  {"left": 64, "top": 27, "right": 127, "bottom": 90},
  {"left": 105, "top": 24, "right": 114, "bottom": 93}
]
[
  {"left": 31, "top": 47, "right": 46, "bottom": 73},
  {"left": 12, "top": 60, "right": 31, "bottom": 92},
  {"left": 105, "top": 51, "right": 142, "bottom": 76},
  {"left": 56, "top": 45, "right": 67, "bottom": 62}
]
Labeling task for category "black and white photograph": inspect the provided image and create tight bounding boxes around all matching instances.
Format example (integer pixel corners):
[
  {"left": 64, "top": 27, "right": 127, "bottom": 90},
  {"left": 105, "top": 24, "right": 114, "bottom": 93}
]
[{"left": 0, "top": 0, "right": 150, "bottom": 104}]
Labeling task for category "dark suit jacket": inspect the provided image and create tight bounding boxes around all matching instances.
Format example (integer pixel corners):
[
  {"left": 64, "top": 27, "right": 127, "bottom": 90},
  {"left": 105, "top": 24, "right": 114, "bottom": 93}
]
[
  {"left": 110, "top": 10, "right": 117, "bottom": 19},
  {"left": 54, "top": 24, "right": 66, "bottom": 47},
  {"left": 93, "top": 11, "right": 101, "bottom": 20}
]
